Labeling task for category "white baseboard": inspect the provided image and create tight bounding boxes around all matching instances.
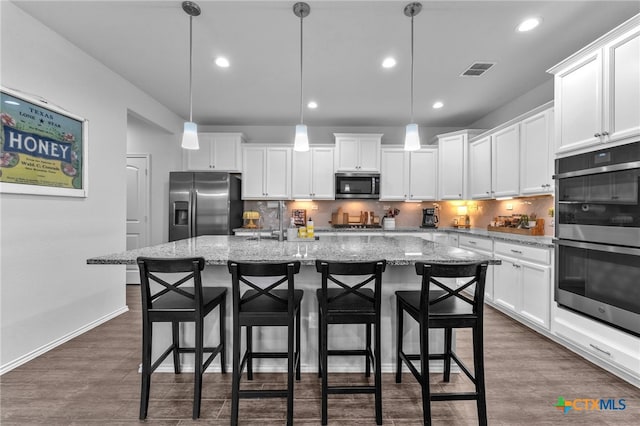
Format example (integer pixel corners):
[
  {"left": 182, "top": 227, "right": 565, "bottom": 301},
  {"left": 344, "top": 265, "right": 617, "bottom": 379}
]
[{"left": 0, "top": 305, "right": 129, "bottom": 375}]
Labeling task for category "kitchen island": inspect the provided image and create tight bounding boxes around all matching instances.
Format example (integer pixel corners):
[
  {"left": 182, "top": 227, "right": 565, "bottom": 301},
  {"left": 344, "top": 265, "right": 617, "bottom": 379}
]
[{"left": 88, "top": 235, "right": 497, "bottom": 373}]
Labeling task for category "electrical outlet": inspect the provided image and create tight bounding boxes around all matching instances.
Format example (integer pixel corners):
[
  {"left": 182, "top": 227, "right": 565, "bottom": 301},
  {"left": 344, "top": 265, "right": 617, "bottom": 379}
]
[
  {"left": 383, "top": 205, "right": 390, "bottom": 210},
  {"left": 311, "top": 204, "right": 318, "bottom": 210},
  {"left": 506, "top": 203, "right": 513, "bottom": 211}
]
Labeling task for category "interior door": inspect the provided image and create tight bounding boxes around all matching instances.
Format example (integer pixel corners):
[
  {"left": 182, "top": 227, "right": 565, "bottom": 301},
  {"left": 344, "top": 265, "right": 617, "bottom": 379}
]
[{"left": 126, "top": 155, "right": 150, "bottom": 284}]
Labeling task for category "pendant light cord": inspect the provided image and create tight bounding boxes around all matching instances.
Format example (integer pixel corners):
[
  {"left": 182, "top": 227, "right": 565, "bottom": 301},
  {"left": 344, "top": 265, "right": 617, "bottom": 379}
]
[
  {"left": 410, "top": 13, "right": 414, "bottom": 123},
  {"left": 299, "top": 13, "right": 304, "bottom": 125},
  {"left": 189, "top": 15, "right": 194, "bottom": 123}
]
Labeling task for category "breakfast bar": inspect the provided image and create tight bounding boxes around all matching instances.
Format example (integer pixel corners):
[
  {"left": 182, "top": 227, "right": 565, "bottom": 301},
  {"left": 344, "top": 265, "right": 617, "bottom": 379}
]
[{"left": 88, "top": 234, "right": 498, "bottom": 373}]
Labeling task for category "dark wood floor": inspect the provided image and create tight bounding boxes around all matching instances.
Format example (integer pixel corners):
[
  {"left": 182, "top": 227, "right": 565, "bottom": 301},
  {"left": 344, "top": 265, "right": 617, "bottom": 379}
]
[{"left": 2, "top": 286, "right": 639, "bottom": 425}]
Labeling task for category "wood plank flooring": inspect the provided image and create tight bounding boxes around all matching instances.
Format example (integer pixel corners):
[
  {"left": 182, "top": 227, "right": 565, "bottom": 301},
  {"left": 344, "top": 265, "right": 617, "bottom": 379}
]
[{"left": 1, "top": 286, "right": 639, "bottom": 425}]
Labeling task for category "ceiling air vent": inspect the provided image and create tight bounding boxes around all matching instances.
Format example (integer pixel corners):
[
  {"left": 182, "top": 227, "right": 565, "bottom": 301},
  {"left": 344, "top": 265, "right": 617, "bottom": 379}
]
[{"left": 461, "top": 62, "right": 496, "bottom": 77}]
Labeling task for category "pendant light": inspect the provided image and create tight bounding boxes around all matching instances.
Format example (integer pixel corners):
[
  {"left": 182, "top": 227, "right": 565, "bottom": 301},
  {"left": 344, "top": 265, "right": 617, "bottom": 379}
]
[
  {"left": 181, "top": 1, "right": 201, "bottom": 150},
  {"left": 404, "top": 2, "right": 422, "bottom": 151},
  {"left": 293, "top": 2, "right": 310, "bottom": 152}
]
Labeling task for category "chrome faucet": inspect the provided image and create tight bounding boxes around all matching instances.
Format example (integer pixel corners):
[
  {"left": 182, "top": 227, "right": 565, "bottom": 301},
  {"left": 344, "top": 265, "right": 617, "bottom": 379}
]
[{"left": 272, "top": 200, "right": 285, "bottom": 241}]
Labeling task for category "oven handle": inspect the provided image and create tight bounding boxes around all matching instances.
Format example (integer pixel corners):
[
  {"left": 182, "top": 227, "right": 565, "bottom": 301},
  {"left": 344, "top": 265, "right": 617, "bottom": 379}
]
[
  {"left": 555, "top": 239, "right": 640, "bottom": 256},
  {"left": 553, "top": 161, "right": 640, "bottom": 179}
]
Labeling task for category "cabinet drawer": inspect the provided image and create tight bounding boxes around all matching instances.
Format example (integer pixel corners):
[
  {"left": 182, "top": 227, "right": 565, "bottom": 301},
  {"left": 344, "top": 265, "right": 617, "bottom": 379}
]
[
  {"left": 459, "top": 235, "right": 493, "bottom": 252},
  {"left": 553, "top": 307, "right": 640, "bottom": 375},
  {"left": 494, "top": 241, "right": 550, "bottom": 264}
]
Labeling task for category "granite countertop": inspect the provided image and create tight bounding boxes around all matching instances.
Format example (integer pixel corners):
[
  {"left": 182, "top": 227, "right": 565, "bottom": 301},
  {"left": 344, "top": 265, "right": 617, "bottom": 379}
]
[
  {"left": 87, "top": 235, "right": 499, "bottom": 267},
  {"left": 310, "top": 226, "right": 554, "bottom": 248}
]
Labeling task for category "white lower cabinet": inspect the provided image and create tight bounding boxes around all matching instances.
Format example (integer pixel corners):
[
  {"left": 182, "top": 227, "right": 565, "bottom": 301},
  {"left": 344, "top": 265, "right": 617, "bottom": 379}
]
[
  {"left": 458, "top": 235, "right": 494, "bottom": 302},
  {"left": 553, "top": 305, "right": 640, "bottom": 382},
  {"left": 492, "top": 241, "right": 551, "bottom": 330}
]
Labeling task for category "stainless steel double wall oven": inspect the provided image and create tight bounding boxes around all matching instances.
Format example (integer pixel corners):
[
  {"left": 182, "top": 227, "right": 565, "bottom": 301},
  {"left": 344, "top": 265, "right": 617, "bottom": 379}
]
[{"left": 554, "top": 141, "right": 640, "bottom": 337}]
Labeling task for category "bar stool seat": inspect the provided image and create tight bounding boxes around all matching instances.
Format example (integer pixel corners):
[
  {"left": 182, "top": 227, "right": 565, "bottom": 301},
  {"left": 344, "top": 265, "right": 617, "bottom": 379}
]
[
  {"left": 137, "top": 256, "right": 226, "bottom": 420},
  {"left": 316, "top": 259, "right": 386, "bottom": 425},
  {"left": 395, "top": 261, "right": 489, "bottom": 426}
]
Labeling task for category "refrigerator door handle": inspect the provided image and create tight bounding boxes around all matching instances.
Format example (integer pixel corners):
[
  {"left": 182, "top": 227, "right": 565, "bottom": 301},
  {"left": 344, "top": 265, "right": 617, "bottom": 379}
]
[{"left": 191, "top": 189, "right": 197, "bottom": 237}]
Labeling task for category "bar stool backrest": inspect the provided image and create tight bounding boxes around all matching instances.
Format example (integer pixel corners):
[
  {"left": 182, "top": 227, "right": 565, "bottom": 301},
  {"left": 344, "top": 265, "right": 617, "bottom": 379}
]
[
  {"left": 315, "top": 260, "right": 387, "bottom": 312},
  {"left": 227, "top": 261, "right": 301, "bottom": 314},
  {"left": 137, "top": 256, "right": 206, "bottom": 315},
  {"left": 414, "top": 262, "right": 489, "bottom": 317}
]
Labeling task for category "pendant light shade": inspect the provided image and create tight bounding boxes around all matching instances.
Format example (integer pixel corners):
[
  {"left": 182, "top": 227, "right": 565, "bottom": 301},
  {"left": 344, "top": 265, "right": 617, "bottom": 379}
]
[
  {"left": 404, "top": 123, "right": 420, "bottom": 151},
  {"left": 181, "top": 121, "right": 199, "bottom": 150},
  {"left": 293, "top": 2, "right": 311, "bottom": 152},
  {"left": 294, "top": 124, "right": 309, "bottom": 152},
  {"left": 181, "top": 1, "right": 201, "bottom": 150},
  {"left": 404, "top": 2, "right": 422, "bottom": 151}
]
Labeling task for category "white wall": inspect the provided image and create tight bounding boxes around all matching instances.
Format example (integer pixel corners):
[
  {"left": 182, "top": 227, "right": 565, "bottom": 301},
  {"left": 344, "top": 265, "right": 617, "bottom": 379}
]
[
  {"left": 0, "top": 2, "right": 183, "bottom": 372},
  {"left": 469, "top": 79, "right": 554, "bottom": 130},
  {"left": 126, "top": 113, "right": 182, "bottom": 245}
]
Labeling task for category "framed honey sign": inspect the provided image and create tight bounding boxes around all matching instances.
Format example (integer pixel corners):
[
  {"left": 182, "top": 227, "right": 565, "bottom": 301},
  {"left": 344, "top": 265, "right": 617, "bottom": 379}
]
[{"left": 1, "top": 87, "right": 88, "bottom": 197}]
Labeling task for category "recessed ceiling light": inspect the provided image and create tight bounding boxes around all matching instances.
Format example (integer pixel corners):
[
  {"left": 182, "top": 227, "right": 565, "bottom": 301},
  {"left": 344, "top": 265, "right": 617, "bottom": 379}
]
[
  {"left": 4, "top": 100, "right": 20, "bottom": 105},
  {"left": 432, "top": 101, "right": 444, "bottom": 109},
  {"left": 517, "top": 17, "right": 541, "bottom": 32},
  {"left": 307, "top": 101, "right": 318, "bottom": 109},
  {"left": 215, "top": 57, "right": 230, "bottom": 67},
  {"left": 382, "top": 57, "right": 396, "bottom": 68}
]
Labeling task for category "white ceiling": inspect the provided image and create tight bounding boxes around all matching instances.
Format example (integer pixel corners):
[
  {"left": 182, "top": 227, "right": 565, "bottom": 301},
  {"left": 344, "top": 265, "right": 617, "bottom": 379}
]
[{"left": 12, "top": 0, "right": 640, "bottom": 128}]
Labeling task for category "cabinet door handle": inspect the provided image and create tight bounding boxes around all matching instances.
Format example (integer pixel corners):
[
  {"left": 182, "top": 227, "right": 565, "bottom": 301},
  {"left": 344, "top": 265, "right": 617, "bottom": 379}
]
[
  {"left": 594, "top": 133, "right": 602, "bottom": 138},
  {"left": 602, "top": 131, "right": 610, "bottom": 136},
  {"left": 589, "top": 343, "right": 612, "bottom": 357},
  {"left": 512, "top": 264, "right": 521, "bottom": 269},
  {"left": 458, "top": 194, "right": 462, "bottom": 198},
  {"left": 511, "top": 249, "right": 522, "bottom": 254},
  {"left": 468, "top": 241, "right": 477, "bottom": 245}
]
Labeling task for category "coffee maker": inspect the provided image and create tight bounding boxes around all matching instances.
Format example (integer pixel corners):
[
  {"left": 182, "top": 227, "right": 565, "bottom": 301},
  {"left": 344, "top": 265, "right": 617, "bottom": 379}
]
[{"left": 421, "top": 208, "right": 439, "bottom": 228}]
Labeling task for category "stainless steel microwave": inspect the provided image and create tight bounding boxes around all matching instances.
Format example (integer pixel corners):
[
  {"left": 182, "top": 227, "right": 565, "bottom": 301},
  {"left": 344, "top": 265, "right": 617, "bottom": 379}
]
[{"left": 335, "top": 173, "right": 380, "bottom": 199}]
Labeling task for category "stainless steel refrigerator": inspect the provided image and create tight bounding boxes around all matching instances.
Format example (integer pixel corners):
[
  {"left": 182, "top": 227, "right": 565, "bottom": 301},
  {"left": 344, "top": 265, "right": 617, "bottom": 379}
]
[{"left": 169, "top": 172, "right": 243, "bottom": 241}]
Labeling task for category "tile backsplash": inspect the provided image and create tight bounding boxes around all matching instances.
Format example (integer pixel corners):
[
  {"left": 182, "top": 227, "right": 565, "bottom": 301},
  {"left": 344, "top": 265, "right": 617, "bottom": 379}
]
[{"left": 244, "top": 195, "right": 555, "bottom": 235}]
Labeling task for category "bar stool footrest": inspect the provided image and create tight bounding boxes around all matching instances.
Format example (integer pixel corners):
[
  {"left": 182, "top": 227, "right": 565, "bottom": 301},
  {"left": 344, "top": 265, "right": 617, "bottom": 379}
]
[
  {"left": 431, "top": 392, "right": 479, "bottom": 401},
  {"left": 239, "top": 389, "right": 289, "bottom": 399},
  {"left": 327, "top": 385, "right": 376, "bottom": 395}
]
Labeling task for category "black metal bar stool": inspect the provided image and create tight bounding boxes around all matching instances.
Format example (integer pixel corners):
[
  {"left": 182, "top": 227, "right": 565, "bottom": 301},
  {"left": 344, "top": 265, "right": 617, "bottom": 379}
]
[
  {"left": 395, "top": 261, "right": 489, "bottom": 425},
  {"left": 227, "top": 260, "right": 303, "bottom": 426},
  {"left": 315, "top": 259, "right": 387, "bottom": 425},
  {"left": 137, "top": 256, "right": 227, "bottom": 420}
]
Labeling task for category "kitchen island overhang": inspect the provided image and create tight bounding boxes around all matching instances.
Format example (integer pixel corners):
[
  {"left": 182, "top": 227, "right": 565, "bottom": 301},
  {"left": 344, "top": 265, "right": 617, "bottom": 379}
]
[
  {"left": 88, "top": 235, "right": 499, "bottom": 373},
  {"left": 87, "top": 234, "right": 500, "bottom": 267}
]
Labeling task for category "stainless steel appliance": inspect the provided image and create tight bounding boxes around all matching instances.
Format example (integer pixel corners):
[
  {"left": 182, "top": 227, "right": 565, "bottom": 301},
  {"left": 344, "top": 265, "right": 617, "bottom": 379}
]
[
  {"left": 169, "top": 172, "right": 242, "bottom": 241},
  {"left": 554, "top": 141, "right": 640, "bottom": 336},
  {"left": 335, "top": 173, "right": 380, "bottom": 199},
  {"left": 421, "top": 208, "right": 438, "bottom": 228}
]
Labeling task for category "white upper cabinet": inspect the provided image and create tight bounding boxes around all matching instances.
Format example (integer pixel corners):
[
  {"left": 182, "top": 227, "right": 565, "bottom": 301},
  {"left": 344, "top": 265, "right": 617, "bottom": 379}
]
[
  {"left": 242, "top": 145, "right": 291, "bottom": 200},
  {"left": 468, "top": 135, "right": 492, "bottom": 199},
  {"left": 550, "top": 16, "right": 640, "bottom": 155},
  {"left": 437, "top": 130, "right": 483, "bottom": 200},
  {"left": 334, "top": 133, "right": 382, "bottom": 172},
  {"left": 380, "top": 148, "right": 408, "bottom": 201},
  {"left": 604, "top": 24, "right": 640, "bottom": 143},
  {"left": 185, "top": 132, "right": 244, "bottom": 171},
  {"left": 409, "top": 148, "right": 438, "bottom": 200},
  {"left": 520, "top": 108, "right": 554, "bottom": 195},
  {"left": 292, "top": 146, "right": 335, "bottom": 199},
  {"left": 468, "top": 104, "right": 554, "bottom": 200},
  {"left": 492, "top": 124, "right": 520, "bottom": 198},
  {"left": 380, "top": 147, "right": 437, "bottom": 201}
]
